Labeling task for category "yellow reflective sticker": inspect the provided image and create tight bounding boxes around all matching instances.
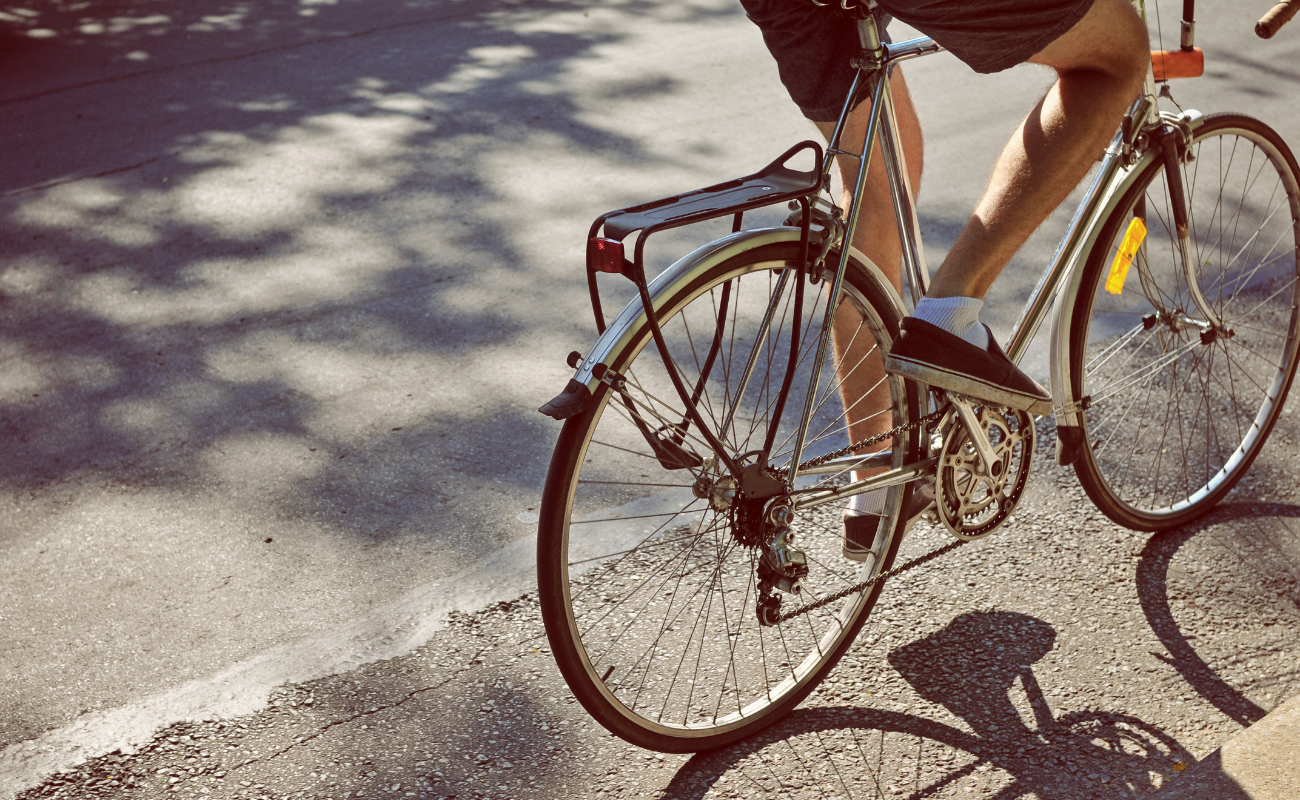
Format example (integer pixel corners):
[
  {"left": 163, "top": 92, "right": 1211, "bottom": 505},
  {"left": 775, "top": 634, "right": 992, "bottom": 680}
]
[{"left": 1105, "top": 217, "right": 1147, "bottom": 295}]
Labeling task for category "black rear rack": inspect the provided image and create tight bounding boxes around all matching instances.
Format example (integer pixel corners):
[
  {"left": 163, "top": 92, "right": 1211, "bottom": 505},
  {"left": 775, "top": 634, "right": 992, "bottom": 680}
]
[
  {"left": 544, "top": 142, "right": 825, "bottom": 479},
  {"left": 584, "top": 141, "right": 824, "bottom": 333}
]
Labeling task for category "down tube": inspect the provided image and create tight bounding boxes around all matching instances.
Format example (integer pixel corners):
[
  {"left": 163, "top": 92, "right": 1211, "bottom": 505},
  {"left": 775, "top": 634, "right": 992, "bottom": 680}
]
[{"left": 1004, "top": 146, "right": 1126, "bottom": 365}]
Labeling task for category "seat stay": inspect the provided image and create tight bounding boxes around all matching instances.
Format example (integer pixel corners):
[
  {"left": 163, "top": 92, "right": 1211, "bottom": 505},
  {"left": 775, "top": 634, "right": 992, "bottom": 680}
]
[{"left": 784, "top": 52, "right": 889, "bottom": 483}]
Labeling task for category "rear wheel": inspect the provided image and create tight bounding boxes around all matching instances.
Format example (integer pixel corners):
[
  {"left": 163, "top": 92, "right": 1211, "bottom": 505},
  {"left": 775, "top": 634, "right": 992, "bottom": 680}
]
[
  {"left": 1070, "top": 114, "right": 1300, "bottom": 530},
  {"left": 537, "top": 240, "right": 923, "bottom": 751}
]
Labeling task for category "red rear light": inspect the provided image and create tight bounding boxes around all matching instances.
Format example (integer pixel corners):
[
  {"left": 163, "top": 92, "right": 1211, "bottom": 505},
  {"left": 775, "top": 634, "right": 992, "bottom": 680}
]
[{"left": 588, "top": 237, "right": 627, "bottom": 275}]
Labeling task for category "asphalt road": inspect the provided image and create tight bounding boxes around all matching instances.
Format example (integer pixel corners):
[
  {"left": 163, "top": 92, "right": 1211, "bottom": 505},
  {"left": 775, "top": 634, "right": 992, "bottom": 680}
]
[
  {"left": 8, "top": 435, "right": 1300, "bottom": 800},
  {"left": 2, "top": 0, "right": 1300, "bottom": 798}
]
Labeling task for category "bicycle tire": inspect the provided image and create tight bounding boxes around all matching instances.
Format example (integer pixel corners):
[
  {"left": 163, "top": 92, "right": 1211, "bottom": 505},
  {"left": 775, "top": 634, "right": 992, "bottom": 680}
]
[
  {"left": 538, "top": 237, "right": 923, "bottom": 752},
  {"left": 1069, "top": 113, "right": 1300, "bottom": 530}
]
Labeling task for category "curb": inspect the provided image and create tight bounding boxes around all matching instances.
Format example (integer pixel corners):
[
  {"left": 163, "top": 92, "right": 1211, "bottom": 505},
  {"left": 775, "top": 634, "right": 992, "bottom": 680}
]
[{"left": 1154, "top": 692, "right": 1300, "bottom": 799}]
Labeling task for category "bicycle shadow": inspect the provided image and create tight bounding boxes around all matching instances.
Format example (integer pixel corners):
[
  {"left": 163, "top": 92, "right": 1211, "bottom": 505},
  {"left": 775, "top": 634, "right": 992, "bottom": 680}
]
[
  {"left": 1135, "top": 500, "right": 1300, "bottom": 727},
  {"left": 661, "top": 611, "right": 1202, "bottom": 799}
]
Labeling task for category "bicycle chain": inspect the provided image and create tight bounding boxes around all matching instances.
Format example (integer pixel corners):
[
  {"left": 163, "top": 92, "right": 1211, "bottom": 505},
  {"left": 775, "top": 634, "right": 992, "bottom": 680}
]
[
  {"left": 789, "top": 407, "right": 947, "bottom": 474},
  {"left": 771, "top": 405, "right": 954, "bottom": 623},
  {"left": 775, "top": 537, "right": 968, "bottom": 622}
]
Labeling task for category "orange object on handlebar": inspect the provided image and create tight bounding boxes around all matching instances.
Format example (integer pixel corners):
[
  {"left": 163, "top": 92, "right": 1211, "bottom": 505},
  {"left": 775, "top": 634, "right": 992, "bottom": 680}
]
[{"left": 1151, "top": 48, "right": 1204, "bottom": 80}]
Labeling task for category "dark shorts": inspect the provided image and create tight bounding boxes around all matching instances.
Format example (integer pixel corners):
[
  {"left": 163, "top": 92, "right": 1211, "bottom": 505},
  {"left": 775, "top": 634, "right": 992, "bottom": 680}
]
[{"left": 739, "top": 0, "right": 1097, "bottom": 121}]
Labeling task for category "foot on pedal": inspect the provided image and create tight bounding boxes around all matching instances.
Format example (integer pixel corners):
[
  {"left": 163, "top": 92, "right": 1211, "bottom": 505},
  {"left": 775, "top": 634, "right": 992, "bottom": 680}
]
[{"left": 885, "top": 318, "right": 1051, "bottom": 416}]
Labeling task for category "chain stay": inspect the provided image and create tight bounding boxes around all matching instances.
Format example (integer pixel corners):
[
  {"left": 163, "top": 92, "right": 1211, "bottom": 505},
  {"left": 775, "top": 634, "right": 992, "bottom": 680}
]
[
  {"left": 762, "top": 407, "right": 950, "bottom": 623},
  {"left": 788, "top": 408, "right": 946, "bottom": 474},
  {"left": 776, "top": 537, "right": 967, "bottom": 622}
]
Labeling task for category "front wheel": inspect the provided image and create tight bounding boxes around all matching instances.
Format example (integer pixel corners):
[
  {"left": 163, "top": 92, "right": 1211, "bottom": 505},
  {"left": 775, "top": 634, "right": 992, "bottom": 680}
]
[
  {"left": 538, "top": 239, "right": 923, "bottom": 751},
  {"left": 1070, "top": 114, "right": 1300, "bottom": 530}
]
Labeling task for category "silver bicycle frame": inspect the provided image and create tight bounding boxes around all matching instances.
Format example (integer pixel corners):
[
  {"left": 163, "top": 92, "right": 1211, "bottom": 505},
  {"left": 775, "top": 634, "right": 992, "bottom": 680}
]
[
  {"left": 561, "top": 8, "right": 1188, "bottom": 514},
  {"left": 784, "top": 12, "right": 1171, "bottom": 511}
]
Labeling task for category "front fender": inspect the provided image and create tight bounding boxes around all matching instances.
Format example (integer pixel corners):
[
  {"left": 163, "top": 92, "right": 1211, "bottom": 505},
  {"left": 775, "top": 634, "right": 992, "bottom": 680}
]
[{"left": 1048, "top": 109, "right": 1206, "bottom": 463}]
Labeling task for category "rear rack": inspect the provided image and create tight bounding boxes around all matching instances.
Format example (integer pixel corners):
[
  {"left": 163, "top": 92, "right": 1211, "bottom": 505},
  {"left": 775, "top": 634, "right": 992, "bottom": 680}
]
[
  {"left": 541, "top": 143, "right": 825, "bottom": 480},
  {"left": 583, "top": 141, "right": 824, "bottom": 333}
]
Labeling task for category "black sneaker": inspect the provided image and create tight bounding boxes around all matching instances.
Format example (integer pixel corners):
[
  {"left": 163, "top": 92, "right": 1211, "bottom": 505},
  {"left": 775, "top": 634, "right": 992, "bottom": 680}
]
[
  {"left": 884, "top": 318, "right": 1052, "bottom": 415},
  {"left": 842, "top": 481, "right": 936, "bottom": 562}
]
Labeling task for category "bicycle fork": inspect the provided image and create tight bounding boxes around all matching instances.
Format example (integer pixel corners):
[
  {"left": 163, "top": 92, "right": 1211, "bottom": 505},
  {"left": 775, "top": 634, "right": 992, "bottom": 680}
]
[{"left": 1157, "top": 124, "right": 1231, "bottom": 340}]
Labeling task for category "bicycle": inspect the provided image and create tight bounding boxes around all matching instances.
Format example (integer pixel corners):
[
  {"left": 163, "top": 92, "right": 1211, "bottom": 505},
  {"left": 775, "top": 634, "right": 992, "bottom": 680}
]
[{"left": 535, "top": 0, "right": 1300, "bottom": 753}]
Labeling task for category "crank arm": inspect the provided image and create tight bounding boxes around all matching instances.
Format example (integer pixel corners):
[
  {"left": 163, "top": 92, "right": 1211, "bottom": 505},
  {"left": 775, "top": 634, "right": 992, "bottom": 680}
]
[{"left": 951, "top": 398, "right": 1002, "bottom": 479}]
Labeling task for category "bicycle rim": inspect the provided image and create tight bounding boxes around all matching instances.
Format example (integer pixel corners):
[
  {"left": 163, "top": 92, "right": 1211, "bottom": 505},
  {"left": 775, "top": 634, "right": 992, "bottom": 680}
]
[
  {"left": 1071, "top": 114, "right": 1300, "bottom": 529},
  {"left": 538, "top": 241, "right": 921, "bottom": 751}
]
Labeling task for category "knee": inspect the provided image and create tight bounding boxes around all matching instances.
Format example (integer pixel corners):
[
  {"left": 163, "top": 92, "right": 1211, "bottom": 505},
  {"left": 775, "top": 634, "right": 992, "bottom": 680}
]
[
  {"left": 1050, "top": 0, "right": 1150, "bottom": 91},
  {"left": 1113, "top": 14, "right": 1152, "bottom": 88},
  {"left": 1096, "top": 0, "right": 1150, "bottom": 89}
]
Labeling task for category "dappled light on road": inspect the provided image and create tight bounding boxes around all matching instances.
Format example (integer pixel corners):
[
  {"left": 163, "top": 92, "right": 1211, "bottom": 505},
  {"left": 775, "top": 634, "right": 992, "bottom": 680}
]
[
  {"left": 2, "top": 2, "right": 1298, "bottom": 799},
  {"left": 0, "top": 0, "right": 774, "bottom": 759}
]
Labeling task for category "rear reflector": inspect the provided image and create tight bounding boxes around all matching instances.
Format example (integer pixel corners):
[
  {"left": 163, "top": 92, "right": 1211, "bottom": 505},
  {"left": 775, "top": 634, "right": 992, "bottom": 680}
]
[{"left": 588, "top": 237, "right": 628, "bottom": 274}]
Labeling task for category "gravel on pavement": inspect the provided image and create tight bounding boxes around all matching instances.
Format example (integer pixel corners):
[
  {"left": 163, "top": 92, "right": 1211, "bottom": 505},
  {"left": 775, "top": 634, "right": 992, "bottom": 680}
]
[{"left": 14, "top": 418, "right": 1299, "bottom": 800}]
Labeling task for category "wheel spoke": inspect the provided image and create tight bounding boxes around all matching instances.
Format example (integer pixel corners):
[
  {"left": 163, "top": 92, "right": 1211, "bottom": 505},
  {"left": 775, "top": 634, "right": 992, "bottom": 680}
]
[
  {"left": 539, "top": 244, "right": 921, "bottom": 747},
  {"left": 1074, "top": 118, "right": 1300, "bottom": 526}
]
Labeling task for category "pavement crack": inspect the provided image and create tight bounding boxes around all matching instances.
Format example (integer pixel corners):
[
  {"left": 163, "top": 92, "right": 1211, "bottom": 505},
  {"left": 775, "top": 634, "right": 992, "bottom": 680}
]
[
  {"left": 255, "top": 645, "right": 492, "bottom": 763},
  {"left": 1, "top": 152, "right": 179, "bottom": 197}
]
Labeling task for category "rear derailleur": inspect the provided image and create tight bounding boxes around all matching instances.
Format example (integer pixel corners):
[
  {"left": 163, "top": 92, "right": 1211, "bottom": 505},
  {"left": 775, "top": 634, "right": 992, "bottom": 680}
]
[
  {"left": 697, "top": 460, "right": 807, "bottom": 627},
  {"left": 737, "top": 494, "right": 808, "bottom": 628},
  {"left": 755, "top": 522, "right": 808, "bottom": 626}
]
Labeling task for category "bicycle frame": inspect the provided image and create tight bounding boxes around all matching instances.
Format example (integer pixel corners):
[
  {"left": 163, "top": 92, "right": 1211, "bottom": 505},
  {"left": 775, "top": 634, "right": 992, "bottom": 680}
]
[
  {"left": 783, "top": 9, "right": 1202, "bottom": 511},
  {"left": 547, "top": 5, "right": 1215, "bottom": 515},
  {"left": 538, "top": 0, "right": 1300, "bottom": 753}
]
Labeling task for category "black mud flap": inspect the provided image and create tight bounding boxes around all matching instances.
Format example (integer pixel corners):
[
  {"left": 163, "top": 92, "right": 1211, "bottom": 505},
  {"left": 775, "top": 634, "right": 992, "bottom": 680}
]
[
  {"left": 539, "top": 379, "right": 591, "bottom": 421},
  {"left": 1055, "top": 425, "right": 1087, "bottom": 466}
]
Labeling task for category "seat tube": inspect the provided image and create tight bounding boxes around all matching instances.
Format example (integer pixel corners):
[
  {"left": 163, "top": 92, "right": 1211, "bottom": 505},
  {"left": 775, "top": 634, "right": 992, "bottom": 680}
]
[{"left": 786, "top": 42, "right": 888, "bottom": 481}]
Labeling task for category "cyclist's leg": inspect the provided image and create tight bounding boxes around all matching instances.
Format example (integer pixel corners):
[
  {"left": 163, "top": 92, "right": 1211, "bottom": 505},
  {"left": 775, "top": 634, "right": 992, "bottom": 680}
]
[
  {"left": 925, "top": 0, "right": 1148, "bottom": 299},
  {"left": 882, "top": 0, "right": 1147, "bottom": 414},
  {"left": 812, "top": 70, "right": 925, "bottom": 541},
  {"left": 739, "top": 0, "right": 926, "bottom": 534},
  {"left": 816, "top": 69, "right": 923, "bottom": 460}
]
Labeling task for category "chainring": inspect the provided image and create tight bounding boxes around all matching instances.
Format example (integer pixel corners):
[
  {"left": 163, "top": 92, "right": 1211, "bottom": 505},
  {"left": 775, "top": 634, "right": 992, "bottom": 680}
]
[{"left": 936, "top": 404, "right": 1034, "bottom": 540}]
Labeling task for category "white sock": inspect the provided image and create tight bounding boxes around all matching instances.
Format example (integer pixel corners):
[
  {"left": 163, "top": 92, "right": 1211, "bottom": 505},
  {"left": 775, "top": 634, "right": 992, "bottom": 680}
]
[
  {"left": 847, "top": 473, "right": 886, "bottom": 516},
  {"left": 913, "top": 296, "right": 989, "bottom": 349}
]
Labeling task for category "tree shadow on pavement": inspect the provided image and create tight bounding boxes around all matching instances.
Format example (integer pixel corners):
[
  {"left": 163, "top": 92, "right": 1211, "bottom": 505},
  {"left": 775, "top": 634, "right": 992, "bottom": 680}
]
[
  {"left": 0, "top": 0, "right": 714, "bottom": 517},
  {"left": 0, "top": 0, "right": 762, "bottom": 544},
  {"left": 0, "top": 0, "right": 756, "bottom": 747}
]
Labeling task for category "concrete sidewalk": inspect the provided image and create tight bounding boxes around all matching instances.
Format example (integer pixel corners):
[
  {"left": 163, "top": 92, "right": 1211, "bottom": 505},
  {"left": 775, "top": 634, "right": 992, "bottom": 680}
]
[{"left": 1156, "top": 693, "right": 1300, "bottom": 799}]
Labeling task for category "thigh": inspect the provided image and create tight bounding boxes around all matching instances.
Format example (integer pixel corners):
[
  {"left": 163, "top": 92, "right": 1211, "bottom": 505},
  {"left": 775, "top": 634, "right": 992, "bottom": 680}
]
[
  {"left": 739, "top": 0, "right": 873, "bottom": 122},
  {"left": 876, "top": 0, "right": 1097, "bottom": 74},
  {"left": 1027, "top": 0, "right": 1148, "bottom": 74}
]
